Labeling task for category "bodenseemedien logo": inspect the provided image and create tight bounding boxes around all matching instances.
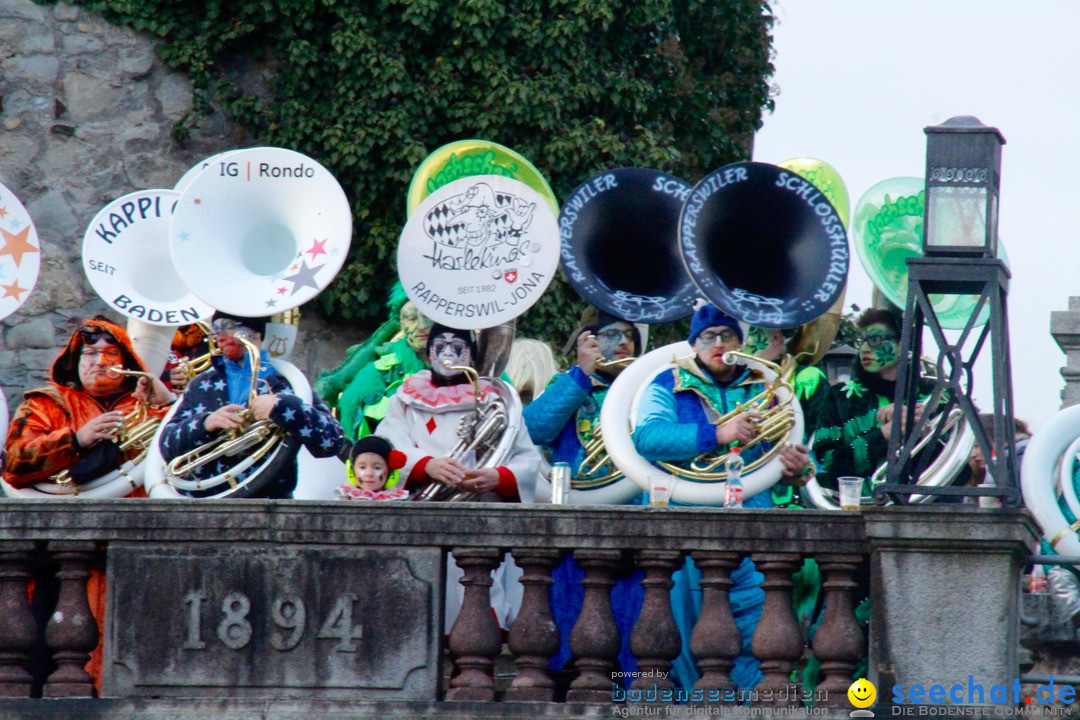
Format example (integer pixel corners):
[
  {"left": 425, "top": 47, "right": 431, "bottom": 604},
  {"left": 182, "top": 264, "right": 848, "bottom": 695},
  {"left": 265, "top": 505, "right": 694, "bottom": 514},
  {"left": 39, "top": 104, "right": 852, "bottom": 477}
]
[{"left": 849, "top": 678, "right": 877, "bottom": 717}]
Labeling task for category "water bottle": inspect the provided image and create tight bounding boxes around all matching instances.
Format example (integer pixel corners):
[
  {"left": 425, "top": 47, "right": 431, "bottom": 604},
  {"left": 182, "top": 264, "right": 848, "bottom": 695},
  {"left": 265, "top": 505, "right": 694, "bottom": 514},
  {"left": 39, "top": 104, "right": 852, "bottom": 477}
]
[{"left": 723, "top": 444, "right": 744, "bottom": 509}]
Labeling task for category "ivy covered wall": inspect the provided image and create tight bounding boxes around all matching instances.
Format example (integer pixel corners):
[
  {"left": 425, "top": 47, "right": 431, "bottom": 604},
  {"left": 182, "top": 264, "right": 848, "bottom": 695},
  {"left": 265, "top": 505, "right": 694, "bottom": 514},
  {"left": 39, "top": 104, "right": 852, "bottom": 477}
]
[{"left": 65, "top": 0, "right": 775, "bottom": 343}]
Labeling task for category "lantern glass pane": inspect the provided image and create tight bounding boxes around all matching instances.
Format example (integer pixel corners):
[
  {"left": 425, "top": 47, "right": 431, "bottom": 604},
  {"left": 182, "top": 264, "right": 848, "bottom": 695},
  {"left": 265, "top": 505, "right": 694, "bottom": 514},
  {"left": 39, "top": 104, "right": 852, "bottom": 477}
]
[{"left": 927, "top": 185, "right": 987, "bottom": 248}]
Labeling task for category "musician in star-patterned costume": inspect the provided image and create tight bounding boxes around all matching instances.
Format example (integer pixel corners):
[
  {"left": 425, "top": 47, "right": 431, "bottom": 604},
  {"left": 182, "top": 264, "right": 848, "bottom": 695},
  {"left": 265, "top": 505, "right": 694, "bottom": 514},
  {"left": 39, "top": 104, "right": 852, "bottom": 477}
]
[{"left": 157, "top": 313, "right": 344, "bottom": 499}]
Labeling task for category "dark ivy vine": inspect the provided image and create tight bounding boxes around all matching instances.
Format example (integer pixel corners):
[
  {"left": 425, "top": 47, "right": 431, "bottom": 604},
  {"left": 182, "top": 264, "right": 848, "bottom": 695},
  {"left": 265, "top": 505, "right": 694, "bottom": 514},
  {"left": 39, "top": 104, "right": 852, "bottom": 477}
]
[{"left": 57, "top": 0, "right": 775, "bottom": 344}]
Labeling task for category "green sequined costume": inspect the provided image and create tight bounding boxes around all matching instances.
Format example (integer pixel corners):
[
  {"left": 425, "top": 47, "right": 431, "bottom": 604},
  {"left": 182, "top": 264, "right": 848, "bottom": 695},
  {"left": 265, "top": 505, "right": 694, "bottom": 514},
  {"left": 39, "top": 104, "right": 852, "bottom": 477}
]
[{"left": 813, "top": 372, "right": 935, "bottom": 490}]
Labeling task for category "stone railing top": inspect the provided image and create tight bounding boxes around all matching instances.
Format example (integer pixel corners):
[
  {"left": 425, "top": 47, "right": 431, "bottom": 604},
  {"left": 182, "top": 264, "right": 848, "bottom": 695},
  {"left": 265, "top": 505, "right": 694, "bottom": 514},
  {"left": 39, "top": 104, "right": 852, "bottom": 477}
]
[
  {"left": 0, "top": 500, "right": 1039, "bottom": 556},
  {"left": 861, "top": 505, "right": 1041, "bottom": 556}
]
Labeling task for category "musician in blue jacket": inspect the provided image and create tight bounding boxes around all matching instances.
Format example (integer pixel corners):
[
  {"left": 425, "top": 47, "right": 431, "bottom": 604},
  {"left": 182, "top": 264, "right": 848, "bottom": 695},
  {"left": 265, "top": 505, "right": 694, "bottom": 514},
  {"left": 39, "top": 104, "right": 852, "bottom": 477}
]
[
  {"left": 633, "top": 303, "right": 813, "bottom": 692},
  {"left": 523, "top": 307, "right": 642, "bottom": 481},
  {"left": 158, "top": 313, "right": 345, "bottom": 499}
]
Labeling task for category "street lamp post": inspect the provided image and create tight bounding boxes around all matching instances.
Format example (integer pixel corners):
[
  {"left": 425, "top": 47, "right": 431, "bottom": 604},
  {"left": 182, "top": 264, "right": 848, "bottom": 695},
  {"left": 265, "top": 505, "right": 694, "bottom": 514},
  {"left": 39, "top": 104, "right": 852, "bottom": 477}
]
[{"left": 877, "top": 116, "right": 1019, "bottom": 506}]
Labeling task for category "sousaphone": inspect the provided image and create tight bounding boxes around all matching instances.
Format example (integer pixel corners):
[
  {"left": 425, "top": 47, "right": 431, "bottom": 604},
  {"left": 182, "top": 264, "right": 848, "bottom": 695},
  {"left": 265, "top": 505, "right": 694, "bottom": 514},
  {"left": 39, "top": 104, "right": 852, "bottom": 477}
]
[
  {"left": 601, "top": 161, "right": 845, "bottom": 505},
  {"left": 540, "top": 167, "right": 698, "bottom": 504},
  {"left": 0, "top": 182, "right": 44, "bottom": 498},
  {"left": 397, "top": 164, "right": 561, "bottom": 502},
  {"left": 143, "top": 146, "right": 352, "bottom": 499}
]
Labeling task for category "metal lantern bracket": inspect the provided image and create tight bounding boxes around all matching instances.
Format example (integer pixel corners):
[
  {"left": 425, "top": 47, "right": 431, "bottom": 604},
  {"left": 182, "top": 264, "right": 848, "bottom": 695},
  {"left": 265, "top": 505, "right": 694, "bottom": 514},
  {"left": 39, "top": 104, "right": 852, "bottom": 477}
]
[{"left": 876, "top": 257, "right": 1020, "bottom": 506}]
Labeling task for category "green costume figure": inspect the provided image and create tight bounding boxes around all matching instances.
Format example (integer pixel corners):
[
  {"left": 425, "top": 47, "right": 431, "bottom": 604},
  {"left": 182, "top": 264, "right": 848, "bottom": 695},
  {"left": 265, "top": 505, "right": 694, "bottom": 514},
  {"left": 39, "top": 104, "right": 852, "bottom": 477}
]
[
  {"left": 813, "top": 308, "right": 936, "bottom": 492},
  {"left": 314, "top": 283, "right": 433, "bottom": 441}
]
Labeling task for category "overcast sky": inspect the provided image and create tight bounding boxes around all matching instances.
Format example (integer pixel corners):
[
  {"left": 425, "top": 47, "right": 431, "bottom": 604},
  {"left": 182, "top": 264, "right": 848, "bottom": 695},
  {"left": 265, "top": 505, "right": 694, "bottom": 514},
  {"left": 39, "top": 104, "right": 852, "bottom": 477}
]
[{"left": 753, "top": 0, "right": 1080, "bottom": 432}]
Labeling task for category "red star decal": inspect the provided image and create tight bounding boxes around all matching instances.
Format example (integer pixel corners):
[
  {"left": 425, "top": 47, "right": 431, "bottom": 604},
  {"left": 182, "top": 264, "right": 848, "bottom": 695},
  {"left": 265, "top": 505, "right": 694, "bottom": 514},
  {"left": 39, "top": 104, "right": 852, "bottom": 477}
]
[
  {"left": 1, "top": 280, "right": 28, "bottom": 300},
  {"left": 194, "top": 198, "right": 202, "bottom": 205},
  {"left": 306, "top": 238, "right": 329, "bottom": 260},
  {"left": 425, "top": 417, "right": 437, "bottom": 434},
  {"left": 0, "top": 207, "right": 8, "bottom": 220},
  {"left": 276, "top": 286, "right": 288, "bottom": 295},
  {"left": 0, "top": 226, "right": 38, "bottom": 267}
]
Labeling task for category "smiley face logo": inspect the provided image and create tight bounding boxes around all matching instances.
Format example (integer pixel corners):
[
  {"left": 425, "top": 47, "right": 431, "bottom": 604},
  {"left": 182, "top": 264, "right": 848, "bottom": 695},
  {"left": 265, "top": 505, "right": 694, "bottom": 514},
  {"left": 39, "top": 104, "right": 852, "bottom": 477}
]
[{"left": 848, "top": 678, "right": 877, "bottom": 708}]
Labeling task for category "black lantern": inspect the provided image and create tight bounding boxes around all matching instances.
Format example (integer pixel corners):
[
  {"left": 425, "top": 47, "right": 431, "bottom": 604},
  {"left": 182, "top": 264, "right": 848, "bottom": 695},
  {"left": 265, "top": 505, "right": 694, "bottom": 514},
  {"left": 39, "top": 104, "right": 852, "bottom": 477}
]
[{"left": 923, "top": 116, "right": 1005, "bottom": 258}]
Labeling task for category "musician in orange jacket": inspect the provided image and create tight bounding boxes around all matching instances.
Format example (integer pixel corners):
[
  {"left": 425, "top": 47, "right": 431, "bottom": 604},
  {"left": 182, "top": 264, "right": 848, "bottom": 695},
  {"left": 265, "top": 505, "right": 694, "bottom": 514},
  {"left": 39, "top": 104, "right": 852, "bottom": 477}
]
[
  {"left": 4, "top": 316, "right": 175, "bottom": 491},
  {"left": 3, "top": 316, "right": 176, "bottom": 695}
]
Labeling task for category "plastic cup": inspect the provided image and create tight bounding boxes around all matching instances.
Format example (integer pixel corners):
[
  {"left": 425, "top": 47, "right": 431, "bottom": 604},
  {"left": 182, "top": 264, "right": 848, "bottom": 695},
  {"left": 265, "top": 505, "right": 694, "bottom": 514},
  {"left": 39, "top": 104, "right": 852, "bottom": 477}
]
[
  {"left": 649, "top": 476, "right": 671, "bottom": 506},
  {"left": 838, "top": 477, "right": 864, "bottom": 510}
]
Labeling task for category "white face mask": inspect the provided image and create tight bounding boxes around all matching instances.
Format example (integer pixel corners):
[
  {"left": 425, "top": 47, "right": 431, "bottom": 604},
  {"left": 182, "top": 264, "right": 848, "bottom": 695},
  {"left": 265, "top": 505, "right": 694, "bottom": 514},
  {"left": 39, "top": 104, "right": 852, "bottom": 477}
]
[{"left": 429, "top": 332, "right": 472, "bottom": 377}]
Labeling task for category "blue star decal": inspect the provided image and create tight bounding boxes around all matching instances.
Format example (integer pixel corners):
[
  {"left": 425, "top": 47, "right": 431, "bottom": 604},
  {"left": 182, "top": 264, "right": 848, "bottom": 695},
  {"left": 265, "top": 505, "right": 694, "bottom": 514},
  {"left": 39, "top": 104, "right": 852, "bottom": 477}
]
[
  {"left": 282, "top": 408, "right": 296, "bottom": 422},
  {"left": 299, "top": 426, "right": 313, "bottom": 438},
  {"left": 193, "top": 403, "right": 206, "bottom": 414},
  {"left": 281, "top": 259, "right": 325, "bottom": 295},
  {"left": 213, "top": 380, "right": 226, "bottom": 392},
  {"left": 200, "top": 380, "right": 211, "bottom": 390}
]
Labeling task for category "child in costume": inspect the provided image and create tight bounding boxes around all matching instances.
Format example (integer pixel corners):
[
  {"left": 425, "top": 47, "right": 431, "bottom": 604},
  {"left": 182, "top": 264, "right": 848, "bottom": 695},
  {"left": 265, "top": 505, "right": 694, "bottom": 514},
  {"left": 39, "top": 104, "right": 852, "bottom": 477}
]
[{"left": 337, "top": 435, "right": 409, "bottom": 501}]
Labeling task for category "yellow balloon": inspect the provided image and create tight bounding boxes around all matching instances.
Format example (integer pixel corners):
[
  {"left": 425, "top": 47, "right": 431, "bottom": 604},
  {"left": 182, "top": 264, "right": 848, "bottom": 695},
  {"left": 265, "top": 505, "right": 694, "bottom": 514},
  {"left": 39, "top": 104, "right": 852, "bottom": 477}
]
[
  {"left": 848, "top": 678, "right": 877, "bottom": 708},
  {"left": 778, "top": 157, "right": 851, "bottom": 228},
  {"left": 406, "top": 139, "right": 559, "bottom": 219}
]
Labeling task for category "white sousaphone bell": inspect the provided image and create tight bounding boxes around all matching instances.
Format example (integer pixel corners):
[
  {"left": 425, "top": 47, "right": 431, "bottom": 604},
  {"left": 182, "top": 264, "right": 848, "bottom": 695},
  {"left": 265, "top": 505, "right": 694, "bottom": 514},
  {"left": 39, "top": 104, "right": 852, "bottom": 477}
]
[
  {"left": 4, "top": 188, "right": 195, "bottom": 499},
  {"left": 0, "top": 181, "right": 43, "bottom": 498},
  {"left": 143, "top": 146, "right": 353, "bottom": 499}
]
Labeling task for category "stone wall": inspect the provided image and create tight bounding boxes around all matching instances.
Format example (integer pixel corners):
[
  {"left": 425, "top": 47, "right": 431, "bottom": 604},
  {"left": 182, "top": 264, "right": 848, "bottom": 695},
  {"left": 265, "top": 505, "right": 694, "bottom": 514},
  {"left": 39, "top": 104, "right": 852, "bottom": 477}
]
[{"left": 0, "top": 0, "right": 355, "bottom": 412}]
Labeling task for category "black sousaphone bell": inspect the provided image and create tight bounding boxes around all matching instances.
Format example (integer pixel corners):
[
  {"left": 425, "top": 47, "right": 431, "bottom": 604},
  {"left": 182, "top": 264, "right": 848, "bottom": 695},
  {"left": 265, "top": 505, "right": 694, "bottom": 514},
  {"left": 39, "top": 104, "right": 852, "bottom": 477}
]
[
  {"left": 559, "top": 167, "right": 698, "bottom": 324},
  {"left": 680, "top": 161, "right": 849, "bottom": 328}
]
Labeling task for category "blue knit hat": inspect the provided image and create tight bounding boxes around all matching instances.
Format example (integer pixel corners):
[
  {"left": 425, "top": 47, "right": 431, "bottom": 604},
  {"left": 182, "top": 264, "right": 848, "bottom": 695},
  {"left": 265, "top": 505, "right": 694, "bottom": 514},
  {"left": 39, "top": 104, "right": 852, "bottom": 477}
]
[{"left": 688, "top": 304, "right": 743, "bottom": 345}]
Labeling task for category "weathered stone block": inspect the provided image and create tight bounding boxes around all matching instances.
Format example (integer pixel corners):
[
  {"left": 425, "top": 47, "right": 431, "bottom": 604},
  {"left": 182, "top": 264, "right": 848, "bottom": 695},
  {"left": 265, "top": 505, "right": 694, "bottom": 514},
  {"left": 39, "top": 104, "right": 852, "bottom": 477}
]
[
  {"left": 53, "top": 2, "right": 80, "bottom": 22},
  {"left": 104, "top": 544, "right": 442, "bottom": 699},
  {"left": 62, "top": 70, "right": 123, "bottom": 120},
  {"left": 1, "top": 0, "right": 47, "bottom": 22},
  {"left": 4, "top": 317, "right": 56, "bottom": 349}
]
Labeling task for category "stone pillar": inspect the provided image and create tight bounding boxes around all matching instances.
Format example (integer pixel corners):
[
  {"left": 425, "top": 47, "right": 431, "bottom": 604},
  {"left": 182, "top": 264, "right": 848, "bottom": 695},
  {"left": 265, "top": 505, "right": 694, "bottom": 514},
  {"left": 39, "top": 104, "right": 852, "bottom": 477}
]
[
  {"left": 567, "top": 549, "right": 621, "bottom": 703},
  {"left": 750, "top": 553, "right": 804, "bottom": 707},
  {"left": 446, "top": 548, "right": 502, "bottom": 701},
  {"left": 629, "top": 551, "right": 681, "bottom": 691},
  {"left": 505, "top": 548, "right": 560, "bottom": 702},
  {"left": 864, "top": 508, "right": 1039, "bottom": 706},
  {"left": 690, "top": 552, "right": 742, "bottom": 694},
  {"left": 811, "top": 554, "right": 865, "bottom": 706},
  {"left": 43, "top": 541, "right": 99, "bottom": 698},
  {"left": 1051, "top": 297, "right": 1080, "bottom": 409},
  {"left": 0, "top": 542, "right": 36, "bottom": 697}
]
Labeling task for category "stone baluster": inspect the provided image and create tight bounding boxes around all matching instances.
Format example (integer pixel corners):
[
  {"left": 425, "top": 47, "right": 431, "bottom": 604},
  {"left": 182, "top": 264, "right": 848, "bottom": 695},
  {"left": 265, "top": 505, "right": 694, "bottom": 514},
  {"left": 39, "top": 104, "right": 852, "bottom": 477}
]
[
  {"left": 567, "top": 549, "right": 621, "bottom": 703},
  {"left": 505, "top": 548, "right": 560, "bottom": 702},
  {"left": 446, "top": 548, "right": 503, "bottom": 701},
  {"left": 750, "top": 553, "right": 804, "bottom": 707},
  {"left": 811, "top": 554, "right": 865, "bottom": 706},
  {"left": 690, "top": 552, "right": 742, "bottom": 696},
  {"left": 43, "top": 541, "right": 99, "bottom": 698},
  {"left": 0, "top": 542, "right": 37, "bottom": 697},
  {"left": 629, "top": 551, "right": 681, "bottom": 692}
]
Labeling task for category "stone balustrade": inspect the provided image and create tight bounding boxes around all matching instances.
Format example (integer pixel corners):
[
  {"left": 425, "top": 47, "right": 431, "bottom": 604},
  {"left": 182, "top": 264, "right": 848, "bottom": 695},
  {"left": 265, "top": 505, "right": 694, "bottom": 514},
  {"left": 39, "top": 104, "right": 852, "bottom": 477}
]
[{"left": 0, "top": 501, "right": 1037, "bottom": 720}]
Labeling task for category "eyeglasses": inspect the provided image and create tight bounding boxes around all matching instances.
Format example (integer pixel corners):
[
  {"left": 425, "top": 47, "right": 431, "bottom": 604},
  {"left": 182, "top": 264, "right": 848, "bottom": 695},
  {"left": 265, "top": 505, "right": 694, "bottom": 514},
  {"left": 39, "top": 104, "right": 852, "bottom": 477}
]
[
  {"left": 212, "top": 318, "right": 257, "bottom": 338},
  {"left": 596, "top": 328, "right": 635, "bottom": 343},
  {"left": 696, "top": 330, "right": 740, "bottom": 347},
  {"left": 858, "top": 334, "right": 899, "bottom": 348},
  {"left": 81, "top": 347, "right": 123, "bottom": 364},
  {"left": 432, "top": 339, "right": 470, "bottom": 356}
]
